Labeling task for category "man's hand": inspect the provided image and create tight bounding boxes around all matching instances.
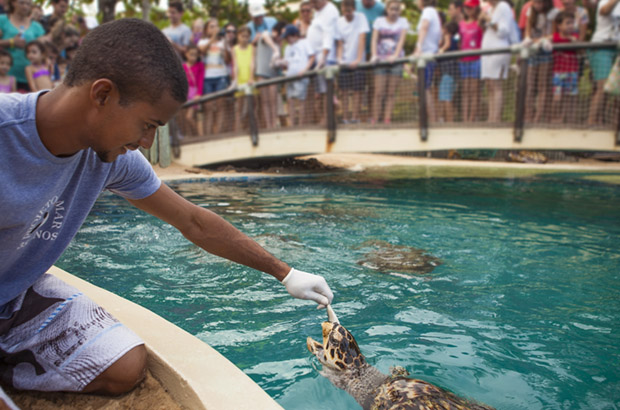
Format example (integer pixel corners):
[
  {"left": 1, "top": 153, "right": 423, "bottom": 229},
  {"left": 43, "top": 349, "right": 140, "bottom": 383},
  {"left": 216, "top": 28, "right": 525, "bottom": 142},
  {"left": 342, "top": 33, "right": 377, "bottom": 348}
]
[{"left": 282, "top": 268, "right": 334, "bottom": 308}]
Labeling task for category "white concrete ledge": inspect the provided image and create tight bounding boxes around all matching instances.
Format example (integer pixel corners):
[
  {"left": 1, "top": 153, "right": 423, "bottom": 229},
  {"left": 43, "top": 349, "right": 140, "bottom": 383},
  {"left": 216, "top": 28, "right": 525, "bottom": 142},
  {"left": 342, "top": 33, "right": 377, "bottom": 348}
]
[
  {"left": 176, "top": 127, "right": 619, "bottom": 168},
  {"left": 49, "top": 266, "right": 283, "bottom": 410}
]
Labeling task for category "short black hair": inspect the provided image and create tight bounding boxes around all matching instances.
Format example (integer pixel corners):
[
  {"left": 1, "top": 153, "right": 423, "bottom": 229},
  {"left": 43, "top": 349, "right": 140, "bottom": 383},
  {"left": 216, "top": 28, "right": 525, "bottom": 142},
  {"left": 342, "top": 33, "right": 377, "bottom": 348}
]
[
  {"left": 168, "top": 1, "right": 183, "bottom": 13},
  {"left": 64, "top": 18, "right": 187, "bottom": 106},
  {"left": 554, "top": 10, "right": 574, "bottom": 26}
]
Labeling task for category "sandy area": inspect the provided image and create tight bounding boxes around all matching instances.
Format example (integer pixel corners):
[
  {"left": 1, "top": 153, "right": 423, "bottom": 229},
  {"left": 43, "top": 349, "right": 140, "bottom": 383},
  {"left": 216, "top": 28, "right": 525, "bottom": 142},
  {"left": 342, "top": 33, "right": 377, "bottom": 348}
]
[{"left": 4, "top": 371, "right": 181, "bottom": 410}]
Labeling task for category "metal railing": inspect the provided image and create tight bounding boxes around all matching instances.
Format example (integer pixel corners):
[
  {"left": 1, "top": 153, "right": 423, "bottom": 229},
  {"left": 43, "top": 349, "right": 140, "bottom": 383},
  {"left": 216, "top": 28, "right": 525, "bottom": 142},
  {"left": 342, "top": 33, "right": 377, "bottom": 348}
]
[{"left": 174, "top": 41, "right": 620, "bottom": 153}]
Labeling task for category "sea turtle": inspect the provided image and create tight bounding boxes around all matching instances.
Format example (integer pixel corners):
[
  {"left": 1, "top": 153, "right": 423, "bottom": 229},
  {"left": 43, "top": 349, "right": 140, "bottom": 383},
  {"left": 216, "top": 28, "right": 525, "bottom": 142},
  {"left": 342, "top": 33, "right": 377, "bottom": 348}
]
[
  {"left": 356, "top": 240, "right": 442, "bottom": 275},
  {"left": 307, "top": 307, "right": 494, "bottom": 410}
]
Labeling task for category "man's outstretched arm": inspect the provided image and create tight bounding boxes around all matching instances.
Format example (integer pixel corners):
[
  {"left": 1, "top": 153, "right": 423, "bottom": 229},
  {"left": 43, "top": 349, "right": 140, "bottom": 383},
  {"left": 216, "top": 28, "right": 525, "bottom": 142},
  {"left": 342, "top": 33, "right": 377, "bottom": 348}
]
[{"left": 128, "top": 183, "right": 333, "bottom": 306}]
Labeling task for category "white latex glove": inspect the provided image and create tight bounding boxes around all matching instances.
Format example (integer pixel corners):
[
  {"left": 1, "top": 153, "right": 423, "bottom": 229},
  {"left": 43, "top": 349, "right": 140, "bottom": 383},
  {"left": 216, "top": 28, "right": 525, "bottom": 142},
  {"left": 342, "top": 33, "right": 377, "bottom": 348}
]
[{"left": 282, "top": 268, "right": 334, "bottom": 308}]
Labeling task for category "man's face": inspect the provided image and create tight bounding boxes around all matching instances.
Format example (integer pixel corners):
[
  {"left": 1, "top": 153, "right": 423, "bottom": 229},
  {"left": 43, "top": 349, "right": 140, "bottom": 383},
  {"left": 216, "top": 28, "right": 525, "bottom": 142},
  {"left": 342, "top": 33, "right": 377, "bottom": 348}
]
[
  {"left": 53, "top": 0, "right": 67, "bottom": 16},
  {"left": 311, "top": 0, "right": 327, "bottom": 11},
  {"left": 92, "top": 92, "right": 181, "bottom": 163},
  {"left": 167, "top": 7, "right": 182, "bottom": 24},
  {"left": 342, "top": 4, "right": 354, "bottom": 19}
]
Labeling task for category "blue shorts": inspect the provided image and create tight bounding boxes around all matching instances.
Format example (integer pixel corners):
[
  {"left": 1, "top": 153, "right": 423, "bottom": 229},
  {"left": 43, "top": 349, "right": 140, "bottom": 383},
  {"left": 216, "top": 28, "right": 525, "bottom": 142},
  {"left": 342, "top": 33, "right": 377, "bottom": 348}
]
[
  {"left": 459, "top": 60, "right": 481, "bottom": 79},
  {"left": 552, "top": 72, "right": 578, "bottom": 97},
  {"left": 203, "top": 76, "right": 229, "bottom": 94},
  {"left": 439, "top": 74, "right": 455, "bottom": 102},
  {"left": 528, "top": 50, "right": 553, "bottom": 66},
  {"left": 423, "top": 62, "right": 436, "bottom": 89}
]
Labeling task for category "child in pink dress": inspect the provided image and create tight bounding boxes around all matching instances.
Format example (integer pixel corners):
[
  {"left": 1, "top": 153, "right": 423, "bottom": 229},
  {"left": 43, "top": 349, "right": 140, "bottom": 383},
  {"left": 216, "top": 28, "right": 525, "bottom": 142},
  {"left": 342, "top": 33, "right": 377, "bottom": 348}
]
[{"left": 182, "top": 43, "right": 204, "bottom": 135}]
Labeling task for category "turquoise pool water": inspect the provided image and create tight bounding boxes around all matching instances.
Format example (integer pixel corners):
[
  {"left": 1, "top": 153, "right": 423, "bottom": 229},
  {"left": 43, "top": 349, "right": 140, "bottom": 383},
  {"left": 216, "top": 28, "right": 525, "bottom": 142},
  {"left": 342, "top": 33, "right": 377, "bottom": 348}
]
[{"left": 57, "top": 168, "right": 620, "bottom": 409}]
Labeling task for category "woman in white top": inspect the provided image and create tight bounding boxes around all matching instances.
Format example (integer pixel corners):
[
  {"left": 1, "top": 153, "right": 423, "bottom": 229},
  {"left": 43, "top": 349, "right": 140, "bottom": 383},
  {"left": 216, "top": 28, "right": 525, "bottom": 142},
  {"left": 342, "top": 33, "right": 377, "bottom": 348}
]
[
  {"left": 370, "top": 0, "right": 409, "bottom": 125},
  {"left": 587, "top": 0, "right": 620, "bottom": 125},
  {"left": 479, "top": 0, "right": 514, "bottom": 123},
  {"left": 412, "top": 0, "right": 441, "bottom": 124}
]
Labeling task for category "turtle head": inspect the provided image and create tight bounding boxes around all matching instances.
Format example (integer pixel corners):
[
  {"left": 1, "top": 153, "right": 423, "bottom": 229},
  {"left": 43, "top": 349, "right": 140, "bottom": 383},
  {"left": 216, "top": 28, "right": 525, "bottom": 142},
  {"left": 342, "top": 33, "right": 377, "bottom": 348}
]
[{"left": 306, "top": 321, "right": 366, "bottom": 372}]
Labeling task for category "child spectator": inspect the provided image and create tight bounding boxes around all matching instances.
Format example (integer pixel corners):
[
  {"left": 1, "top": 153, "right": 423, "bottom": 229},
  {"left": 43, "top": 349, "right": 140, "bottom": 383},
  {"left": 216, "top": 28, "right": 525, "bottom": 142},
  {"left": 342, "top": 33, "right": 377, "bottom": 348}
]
[
  {"left": 438, "top": 21, "right": 459, "bottom": 123},
  {"left": 336, "top": 0, "right": 369, "bottom": 124},
  {"left": 459, "top": 0, "right": 483, "bottom": 122},
  {"left": 551, "top": 11, "right": 578, "bottom": 122},
  {"left": 24, "top": 40, "right": 53, "bottom": 91},
  {"left": 282, "top": 24, "right": 315, "bottom": 126},
  {"left": 198, "top": 18, "right": 231, "bottom": 134},
  {"left": 232, "top": 26, "right": 255, "bottom": 132},
  {"left": 0, "top": 49, "right": 17, "bottom": 93},
  {"left": 182, "top": 43, "right": 204, "bottom": 135},
  {"left": 557, "top": 0, "right": 588, "bottom": 40},
  {"left": 371, "top": 0, "right": 409, "bottom": 125}
]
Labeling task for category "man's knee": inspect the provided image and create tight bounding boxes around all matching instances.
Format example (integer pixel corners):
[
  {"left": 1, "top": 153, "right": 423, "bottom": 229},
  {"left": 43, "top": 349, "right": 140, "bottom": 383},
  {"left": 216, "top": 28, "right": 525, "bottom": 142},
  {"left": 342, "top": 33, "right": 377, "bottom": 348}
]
[{"left": 82, "top": 344, "right": 147, "bottom": 395}]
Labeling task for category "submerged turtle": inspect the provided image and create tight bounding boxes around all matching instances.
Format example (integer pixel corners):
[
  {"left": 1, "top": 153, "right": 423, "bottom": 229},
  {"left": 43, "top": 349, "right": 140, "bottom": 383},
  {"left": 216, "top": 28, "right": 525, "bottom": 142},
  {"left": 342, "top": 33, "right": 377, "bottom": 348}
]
[
  {"left": 356, "top": 240, "right": 442, "bottom": 275},
  {"left": 307, "top": 307, "right": 494, "bottom": 410}
]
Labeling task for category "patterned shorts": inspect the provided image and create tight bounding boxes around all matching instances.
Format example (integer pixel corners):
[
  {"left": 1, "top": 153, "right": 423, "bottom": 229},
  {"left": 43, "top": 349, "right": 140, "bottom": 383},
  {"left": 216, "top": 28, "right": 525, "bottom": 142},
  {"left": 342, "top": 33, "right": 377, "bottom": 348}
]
[
  {"left": 552, "top": 72, "right": 578, "bottom": 97},
  {"left": 0, "top": 274, "right": 143, "bottom": 392}
]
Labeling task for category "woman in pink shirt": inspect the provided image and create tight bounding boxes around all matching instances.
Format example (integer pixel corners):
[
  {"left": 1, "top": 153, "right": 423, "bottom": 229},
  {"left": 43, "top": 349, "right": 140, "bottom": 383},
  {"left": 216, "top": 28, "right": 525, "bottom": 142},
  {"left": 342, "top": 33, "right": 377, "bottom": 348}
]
[{"left": 459, "top": 0, "right": 483, "bottom": 122}]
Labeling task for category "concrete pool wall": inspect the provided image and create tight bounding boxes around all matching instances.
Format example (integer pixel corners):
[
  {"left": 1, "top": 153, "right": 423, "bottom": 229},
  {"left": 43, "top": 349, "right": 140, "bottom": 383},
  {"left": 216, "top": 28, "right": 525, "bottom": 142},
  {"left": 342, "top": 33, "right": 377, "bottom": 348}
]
[{"left": 48, "top": 266, "right": 283, "bottom": 410}]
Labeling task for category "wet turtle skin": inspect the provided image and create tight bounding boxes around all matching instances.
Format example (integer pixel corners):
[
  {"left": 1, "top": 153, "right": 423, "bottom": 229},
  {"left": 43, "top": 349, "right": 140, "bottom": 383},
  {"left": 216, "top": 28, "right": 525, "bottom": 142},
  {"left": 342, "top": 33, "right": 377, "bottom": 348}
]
[{"left": 308, "top": 321, "right": 494, "bottom": 410}]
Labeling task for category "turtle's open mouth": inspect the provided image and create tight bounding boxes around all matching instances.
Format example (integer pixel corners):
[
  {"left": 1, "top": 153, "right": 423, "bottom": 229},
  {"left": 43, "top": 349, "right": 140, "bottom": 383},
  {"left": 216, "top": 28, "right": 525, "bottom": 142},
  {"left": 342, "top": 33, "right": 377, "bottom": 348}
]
[
  {"left": 307, "top": 306, "right": 365, "bottom": 371},
  {"left": 306, "top": 321, "right": 336, "bottom": 367}
]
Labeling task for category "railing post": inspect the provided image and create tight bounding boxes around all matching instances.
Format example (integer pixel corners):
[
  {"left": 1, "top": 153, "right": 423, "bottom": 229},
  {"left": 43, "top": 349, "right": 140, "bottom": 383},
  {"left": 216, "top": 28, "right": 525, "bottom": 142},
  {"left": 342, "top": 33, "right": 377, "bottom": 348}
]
[
  {"left": 243, "top": 84, "right": 259, "bottom": 147},
  {"left": 416, "top": 56, "right": 428, "bottom": 142},
  {"left": 514, "top": 45, "right": 530, "bottom": 143},
  {"left": 158, "top": 123, "right": 171, "bottom": 167},
  {"left": 325, "top": 66, "right": 339, "bottom": 144}
]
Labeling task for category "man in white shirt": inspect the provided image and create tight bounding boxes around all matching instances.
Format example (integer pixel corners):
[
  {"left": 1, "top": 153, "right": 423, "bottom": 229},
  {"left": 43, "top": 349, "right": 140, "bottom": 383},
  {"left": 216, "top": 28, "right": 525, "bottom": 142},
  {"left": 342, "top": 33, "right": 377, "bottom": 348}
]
[
  {"left": 306, "top": 0, "right": 340, "bottom": 123},
  {"left": 335, "top": 0, "right": 369, "bottom": 123}
]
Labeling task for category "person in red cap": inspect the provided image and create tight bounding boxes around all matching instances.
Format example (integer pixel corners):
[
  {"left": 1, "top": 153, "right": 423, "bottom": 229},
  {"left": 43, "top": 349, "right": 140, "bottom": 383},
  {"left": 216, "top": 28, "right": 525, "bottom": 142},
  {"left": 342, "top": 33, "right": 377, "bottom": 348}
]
[{"left": 459, "top": 0, "right": 483, "bottom": 122}]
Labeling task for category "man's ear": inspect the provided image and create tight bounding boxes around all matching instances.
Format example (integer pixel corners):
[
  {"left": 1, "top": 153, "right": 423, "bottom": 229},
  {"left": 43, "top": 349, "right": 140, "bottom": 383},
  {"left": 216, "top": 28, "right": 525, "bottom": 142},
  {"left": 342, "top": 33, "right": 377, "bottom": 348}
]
[{"left": 90, "top": 79, "right": 115, "bottom": 107}]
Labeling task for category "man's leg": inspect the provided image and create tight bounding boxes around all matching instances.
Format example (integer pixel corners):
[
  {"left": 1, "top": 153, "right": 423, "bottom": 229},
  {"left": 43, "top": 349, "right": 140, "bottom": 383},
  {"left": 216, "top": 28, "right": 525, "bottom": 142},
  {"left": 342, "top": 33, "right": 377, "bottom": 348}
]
[{"left": 82, "top": 344, "right": 147, "bottom": 395}]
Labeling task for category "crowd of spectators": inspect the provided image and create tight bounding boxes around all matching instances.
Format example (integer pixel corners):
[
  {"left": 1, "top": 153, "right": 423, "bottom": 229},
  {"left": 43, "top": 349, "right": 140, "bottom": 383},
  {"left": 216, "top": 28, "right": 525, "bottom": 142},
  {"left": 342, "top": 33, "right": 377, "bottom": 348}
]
[{"left": 0, "top": 0, "right": 617, "bottom": 130}]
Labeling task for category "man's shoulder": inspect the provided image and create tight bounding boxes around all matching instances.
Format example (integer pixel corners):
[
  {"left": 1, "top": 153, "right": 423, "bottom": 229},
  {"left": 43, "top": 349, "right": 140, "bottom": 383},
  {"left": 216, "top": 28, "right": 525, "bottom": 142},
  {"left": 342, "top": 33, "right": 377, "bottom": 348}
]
[{"left": 0, "top": 92, "right": 34, "bottom": 126}]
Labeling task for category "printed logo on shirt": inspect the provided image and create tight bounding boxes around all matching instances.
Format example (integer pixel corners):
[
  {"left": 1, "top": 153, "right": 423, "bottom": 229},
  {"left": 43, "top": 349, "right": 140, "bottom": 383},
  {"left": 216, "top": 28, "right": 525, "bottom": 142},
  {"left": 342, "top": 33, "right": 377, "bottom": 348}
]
[{"left": 18, "top": 196, "right": 65, "bottom": 249}]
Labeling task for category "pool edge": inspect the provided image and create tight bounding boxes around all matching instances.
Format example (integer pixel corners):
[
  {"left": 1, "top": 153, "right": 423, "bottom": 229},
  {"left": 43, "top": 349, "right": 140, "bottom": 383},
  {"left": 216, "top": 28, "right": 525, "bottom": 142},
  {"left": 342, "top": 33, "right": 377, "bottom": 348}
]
[{"left": 48, "top": 266, "right": 284, "bottom": 410}]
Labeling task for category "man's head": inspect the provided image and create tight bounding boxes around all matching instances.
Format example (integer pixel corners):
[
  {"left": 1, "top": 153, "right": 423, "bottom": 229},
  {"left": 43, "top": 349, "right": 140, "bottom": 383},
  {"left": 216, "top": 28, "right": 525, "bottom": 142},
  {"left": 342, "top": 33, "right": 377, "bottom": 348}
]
[
  {"left": 448, "top": 0, "right": 463, "bottom": 20},
  {"left": 50, "top": 0, "right": 68, "bottom": 17},
  {"left": 360, "top": 0, "right": 376, "bottom": 10},
  {"left": 311, "top": 0, "right": 327, "bottom": 11},
  {"left": 63, "top": 19, "right": 187, "bottom": 162},
  {"left": 167, "top": 1, "right": 183, "bottom": 25},
  {"left": 249, "top": 2, "right": 266, "bottom": 25},
  {"left": 341, "top": 0, "right": 355, "bottom": 20},
  {"left": 64, "top": 18, "right": 187, "bottom": 106}
]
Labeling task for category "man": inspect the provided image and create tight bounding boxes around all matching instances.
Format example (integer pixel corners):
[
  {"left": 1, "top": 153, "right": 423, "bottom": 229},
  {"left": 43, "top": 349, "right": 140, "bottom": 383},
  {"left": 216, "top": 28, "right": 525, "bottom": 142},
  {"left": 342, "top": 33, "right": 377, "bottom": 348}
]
[
  {"left": 246, "top": 2, "right": 277, "bottom": 44},
  {"left": 0, "top": 18, "right": 333, "bottom": 404},
  {"left": 306, "top": 0, "right": 340, "bottom": 123},
  {"left": 162, "top": 1, "right": 192, "bottom": 58},
  {"left": 40, "top": 0, "right": 68, "bottom": 33}
]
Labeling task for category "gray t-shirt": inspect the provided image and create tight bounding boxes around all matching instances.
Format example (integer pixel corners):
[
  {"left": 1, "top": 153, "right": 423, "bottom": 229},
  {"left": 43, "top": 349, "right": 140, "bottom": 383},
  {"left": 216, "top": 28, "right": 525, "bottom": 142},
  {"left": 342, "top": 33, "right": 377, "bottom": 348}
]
[{"left": 0, "top": 92, "right": 161, "bottom": 307}]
